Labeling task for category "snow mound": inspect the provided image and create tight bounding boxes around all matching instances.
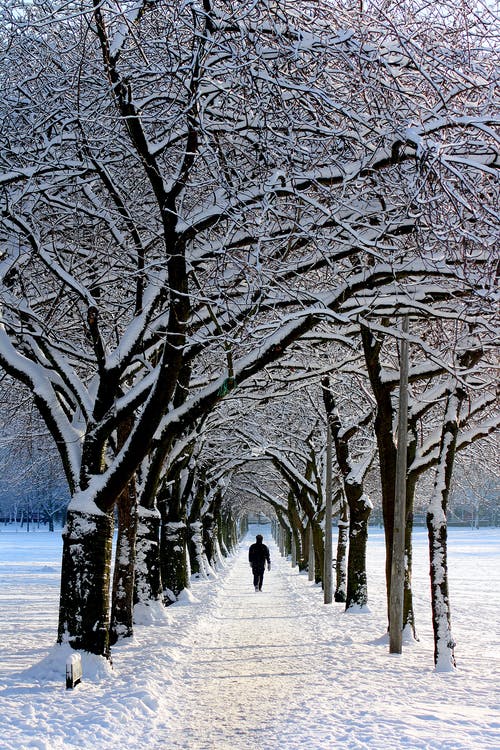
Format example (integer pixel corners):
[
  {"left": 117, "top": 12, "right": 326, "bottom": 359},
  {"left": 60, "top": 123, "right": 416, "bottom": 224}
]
[
  {"left": 175, "top": 587, "right": 199, "bottom": 605},
  {"left": 22, "top": 643, "right": 114, "bottom": 684},
  {"left": 134, "top": 600, "right": 171, "bottom": 626},
  {"left": 345, "top": 603, "right": 371, "bottom": 614}
]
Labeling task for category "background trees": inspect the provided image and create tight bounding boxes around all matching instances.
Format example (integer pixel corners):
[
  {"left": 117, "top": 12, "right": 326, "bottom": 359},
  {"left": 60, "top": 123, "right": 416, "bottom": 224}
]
[{"left": 0, "top": 381, "right": 69, "bottom": 527}]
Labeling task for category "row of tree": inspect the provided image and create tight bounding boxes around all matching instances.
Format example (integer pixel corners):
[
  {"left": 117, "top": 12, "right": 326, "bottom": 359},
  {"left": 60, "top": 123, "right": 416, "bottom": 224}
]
[
  {"left": 193, "top": 317, "right": 497, "bottom": 669},
  {"left": 0, "top": 0, "right": 498, "bottom": 668}
]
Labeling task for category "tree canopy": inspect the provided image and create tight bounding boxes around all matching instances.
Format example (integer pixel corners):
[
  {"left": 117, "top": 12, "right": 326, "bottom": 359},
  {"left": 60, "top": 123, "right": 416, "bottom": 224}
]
[{"left": 0, "top": 0, "right": 498, "bottom": 660}]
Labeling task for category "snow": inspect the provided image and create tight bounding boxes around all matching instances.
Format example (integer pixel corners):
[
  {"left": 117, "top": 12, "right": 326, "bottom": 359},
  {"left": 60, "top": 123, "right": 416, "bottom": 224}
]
[{"left": 0, "top": 525, "right": 499, "bottom": 749}]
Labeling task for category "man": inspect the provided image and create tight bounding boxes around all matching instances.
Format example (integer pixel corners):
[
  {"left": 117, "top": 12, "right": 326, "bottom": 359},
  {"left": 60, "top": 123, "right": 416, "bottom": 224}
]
[{"left": 248, "top": 534, "right": 271, "bottom": 592}]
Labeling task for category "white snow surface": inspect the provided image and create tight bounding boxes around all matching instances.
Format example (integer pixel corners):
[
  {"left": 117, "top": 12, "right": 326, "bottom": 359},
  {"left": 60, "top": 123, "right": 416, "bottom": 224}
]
[{"left": 0, "top": 525, "right": 499, "bottom": 750}]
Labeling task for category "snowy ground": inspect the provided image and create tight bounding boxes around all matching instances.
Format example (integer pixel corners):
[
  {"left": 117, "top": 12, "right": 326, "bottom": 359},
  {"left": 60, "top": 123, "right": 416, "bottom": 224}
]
[{"left": 0, "top": 525, "right": 499, "bottom": 750}]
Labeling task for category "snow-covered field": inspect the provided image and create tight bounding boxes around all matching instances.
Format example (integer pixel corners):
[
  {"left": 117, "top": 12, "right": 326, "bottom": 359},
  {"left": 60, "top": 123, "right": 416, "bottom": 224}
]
[{"left": 0, "top": 524, "right": 498, "bottom": 750}]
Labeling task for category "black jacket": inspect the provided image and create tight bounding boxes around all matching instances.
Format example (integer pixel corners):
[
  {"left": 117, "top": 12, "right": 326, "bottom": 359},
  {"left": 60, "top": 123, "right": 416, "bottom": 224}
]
[{"left": 249, "top": 541, "right": 270, "bottom": 569}]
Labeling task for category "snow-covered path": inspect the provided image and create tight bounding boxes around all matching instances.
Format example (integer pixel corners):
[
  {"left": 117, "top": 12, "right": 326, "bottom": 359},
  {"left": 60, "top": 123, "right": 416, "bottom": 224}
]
[
  {"left": 0, "top": 525, "right": 499, "bottom": 750},
  {"left": 165, "top": 533, "right": 340, "bottom": 749},
  {"left": 151, "top": 528, "right": 499, "bottom": 750}
]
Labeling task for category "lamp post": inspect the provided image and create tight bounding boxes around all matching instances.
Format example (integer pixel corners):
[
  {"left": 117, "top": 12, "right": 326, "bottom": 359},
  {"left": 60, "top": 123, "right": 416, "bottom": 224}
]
[{"left": 389, "top": 315, "right": 409, "bottom": 654}]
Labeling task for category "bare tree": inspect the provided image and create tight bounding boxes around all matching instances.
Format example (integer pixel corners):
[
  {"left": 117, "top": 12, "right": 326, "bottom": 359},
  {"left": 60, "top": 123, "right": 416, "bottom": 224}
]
[{"left": 0, "top": 0, "right": 497, "bottom": 658}]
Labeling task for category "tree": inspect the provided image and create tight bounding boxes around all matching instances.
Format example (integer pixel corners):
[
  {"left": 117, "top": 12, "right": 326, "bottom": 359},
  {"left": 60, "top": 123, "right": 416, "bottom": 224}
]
[
  {"left": 361, "top": 313, "right": 498, "bottom": 636},
  {"left": 1, "top": 0, "right": 497, "bottom": 657},
  {"left": 322, "top": 376, "right": 375, "bottom": 610},
  {"left": 412, "top": 336, "right": 497, "bottom": 668}
]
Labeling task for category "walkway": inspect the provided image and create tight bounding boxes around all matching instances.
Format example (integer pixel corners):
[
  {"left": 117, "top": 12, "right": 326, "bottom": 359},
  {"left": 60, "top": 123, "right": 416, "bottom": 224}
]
[
  {"left": 164, "top": 527, "right": 339, "bottom": 749},
  {"left": 2, "top": 526, "right": 498, "bottom": 750}
]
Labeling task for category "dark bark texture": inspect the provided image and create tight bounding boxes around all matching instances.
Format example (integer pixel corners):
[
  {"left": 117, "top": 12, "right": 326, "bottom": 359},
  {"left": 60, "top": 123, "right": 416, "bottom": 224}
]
[
  {"left": 110, "top": 479, "right": 138, "bottom": 645},
  {"left": 161, "top": 519, "right": 189, "bottom": 602},
  {"left": 335, "top": 504, "right": 349, "bottom": 602},
  {"left": 57, "top": 509, "right": 114, "bottom": 657},
  {"left": 134, "top": 509, "right": 163, "bottom": 605}
]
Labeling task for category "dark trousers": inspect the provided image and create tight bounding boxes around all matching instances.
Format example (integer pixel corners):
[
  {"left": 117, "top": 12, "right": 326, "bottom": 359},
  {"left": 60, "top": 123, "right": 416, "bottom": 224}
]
[{"left": 252, "top": 566, "right": 265, "bottom": 590}]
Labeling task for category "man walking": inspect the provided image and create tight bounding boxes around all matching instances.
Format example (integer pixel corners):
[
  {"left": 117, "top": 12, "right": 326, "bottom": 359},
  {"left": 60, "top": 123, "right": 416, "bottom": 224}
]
[{"left": 249, "top": 534, "right": 271, "bottom": 591}]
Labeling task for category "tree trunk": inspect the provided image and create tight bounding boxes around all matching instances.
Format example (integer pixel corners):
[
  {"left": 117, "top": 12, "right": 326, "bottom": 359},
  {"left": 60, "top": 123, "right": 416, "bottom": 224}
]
[
  {"left": 335, "top": 500, "right": 349, "bottom": 602},
  {"left": 274, "top": 508, "right": 290, "bottom": 558},
  {"left": 202, "top": 512, "right": 216, "bottom": 569},
  {"left": 189, "top": 520, "right": 208, "bottom": 578},
  {"left": 361, "top": 327, "right": 400, "bottom": 623},
  {"left": 161, "top": 518, "right": 189, "bottom": 603},
  {"left": 427, "top": 510, "right": 456, "bottom": 670},
  {"left": 322, "top": 375, "right": 371, "bottom": 608},
  {"left": 288, "top": 492, "right": 304, "bottom": 568},
  {"left": 214, "top": 507, "right": 228, "bottom": 558},
  {"left": 134, "top": 506, "right": 163, "bottom": 606},
  {"left": 297, "top": 521, "right": 308, "bottom": 571},
  {"left": 345, "top": 492, "right": 371, "bottom": 610},
  {"left": 57, "top": 507, "right": 114, "bottom": 657},
  {"left": 227, "top": 514, "right": 238, "bottom": 552},
  {"left": 307, "top": 525, "right": 315, "bottom": 581},
  {"left": 403, "top": 506, "right": 416, "bottom": 637},
  {"left": 219, "top": 512, "right": 232, "bottom": 555},
  {"left": 312, "top": 521, "right": 324, "bottom": 584},
  {"left": 291, "top": 534, "right": 297, "bottom": 567},
  {"left": 283, "top": 525, "right": 292, "bottom": 557},
  {"left": 109, "top": 478, "right": 138, "bottom": 645},
  {"left": 426, "top": 392, "right": 462, "bottom": 671}
]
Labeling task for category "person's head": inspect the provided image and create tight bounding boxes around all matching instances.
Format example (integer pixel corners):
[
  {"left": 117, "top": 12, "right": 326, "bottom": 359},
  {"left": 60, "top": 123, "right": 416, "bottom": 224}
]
[{"left": 256, "top": 534, "right": 263, "bottom": 543}]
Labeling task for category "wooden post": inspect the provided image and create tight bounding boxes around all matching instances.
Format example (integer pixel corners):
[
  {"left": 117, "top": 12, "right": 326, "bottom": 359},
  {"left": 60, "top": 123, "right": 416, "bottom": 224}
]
[
  {"left": 324, "top": 421, "right": 333, "bottom": 603},
  {"left": 389, "top": 316, "right": 409, "bottom": 654},
  {"left": 66, "top": 653, "right": 82, "bottom": 689}
]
